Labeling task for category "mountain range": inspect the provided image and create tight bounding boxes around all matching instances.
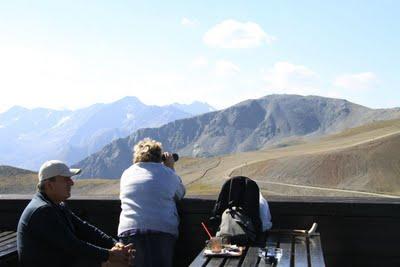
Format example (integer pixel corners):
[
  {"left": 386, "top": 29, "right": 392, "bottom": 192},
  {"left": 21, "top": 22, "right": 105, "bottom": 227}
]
[
  {"left": 0, "top": 97, "right": 215, "bottom": 170},
  {"left": 2, "top": 116, "right": 400, "bottom": 196},
  {"left": 75, "top": 94, "right": 400, "bottom": 179}
]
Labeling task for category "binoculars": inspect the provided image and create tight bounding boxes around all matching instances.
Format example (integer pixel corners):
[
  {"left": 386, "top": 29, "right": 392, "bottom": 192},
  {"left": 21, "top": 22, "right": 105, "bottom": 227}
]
[{"left": 161, "top": 153, "right": 179, "bottom": 162}]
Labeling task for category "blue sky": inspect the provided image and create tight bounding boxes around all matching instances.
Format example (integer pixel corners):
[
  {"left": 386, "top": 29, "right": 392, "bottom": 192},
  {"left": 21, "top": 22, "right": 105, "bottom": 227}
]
[{"left": 0, "top": 0, "right": 399, "bottom": 112}]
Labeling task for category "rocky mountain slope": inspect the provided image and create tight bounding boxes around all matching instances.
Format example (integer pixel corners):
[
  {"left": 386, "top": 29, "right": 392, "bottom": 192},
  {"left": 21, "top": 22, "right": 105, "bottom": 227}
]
[
  {"left": 227, "top": 119, "right": 400, "bottom": 195},
  {"left": 0, "top": 97, "right": 214, "bottom": 170},
  {"left": 75, "top": 94, "right": 400, "bottom": 179}
]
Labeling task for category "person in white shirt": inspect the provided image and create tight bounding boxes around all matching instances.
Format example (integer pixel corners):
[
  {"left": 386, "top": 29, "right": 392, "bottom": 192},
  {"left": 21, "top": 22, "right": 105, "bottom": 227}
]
[
  {"left": 259, "top": 192, "right": 272, "bottom": 231},
  {"left": 118, "top": 138, "right": 185, "bottom": 267}
]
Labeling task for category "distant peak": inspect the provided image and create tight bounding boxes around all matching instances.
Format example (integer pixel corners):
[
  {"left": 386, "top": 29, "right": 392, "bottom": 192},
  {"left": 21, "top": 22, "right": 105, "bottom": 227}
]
[
  {"left": 6, "top": 105, "right": 28, "bottom": 112},
  {"left": 1, "top": 105, "right": 28, "bottom": 116},
  {"left": 115, "top": 96, "right": 142, "bottom": 104},
  {"left": 190, "top": 100, "right": 215, "bottom": 107},
  {"left": 109, "top": 96, "right": 146, "bottom": 109},
  {"left": 168, "top": 101, "right": 216, "bottom": 115},
  {"left": 121, "top": 96, "right": 140, "bottom": 101}
]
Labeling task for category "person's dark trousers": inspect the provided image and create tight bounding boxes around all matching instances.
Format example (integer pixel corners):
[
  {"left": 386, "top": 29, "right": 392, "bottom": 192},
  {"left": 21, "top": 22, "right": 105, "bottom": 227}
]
[{"left": 120, "top": 232, "right": 176, "bottom": 267}]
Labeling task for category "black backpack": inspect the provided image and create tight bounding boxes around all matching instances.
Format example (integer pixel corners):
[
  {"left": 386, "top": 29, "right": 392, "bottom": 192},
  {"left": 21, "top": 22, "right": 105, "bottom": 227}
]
[{"left": 209, "top": 176, "right": 262, "bottom": 245}]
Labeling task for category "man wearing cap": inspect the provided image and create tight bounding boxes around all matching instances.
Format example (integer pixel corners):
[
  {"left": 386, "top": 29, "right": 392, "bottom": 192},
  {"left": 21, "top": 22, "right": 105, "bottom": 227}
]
[{"left": 17, "top": 160, "right": 133, "bottom": 267}]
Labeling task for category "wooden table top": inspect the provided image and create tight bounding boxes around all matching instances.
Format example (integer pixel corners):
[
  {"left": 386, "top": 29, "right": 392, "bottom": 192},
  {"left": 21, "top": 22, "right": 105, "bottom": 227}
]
[{"left": 189, "top": 232, "right": 325, "bottom": 267}]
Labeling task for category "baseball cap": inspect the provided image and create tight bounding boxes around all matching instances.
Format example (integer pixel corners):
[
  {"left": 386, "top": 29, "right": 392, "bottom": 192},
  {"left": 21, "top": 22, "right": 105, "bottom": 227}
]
[{"left": 38, "top": 160, "right": 81, "bottom": 182}]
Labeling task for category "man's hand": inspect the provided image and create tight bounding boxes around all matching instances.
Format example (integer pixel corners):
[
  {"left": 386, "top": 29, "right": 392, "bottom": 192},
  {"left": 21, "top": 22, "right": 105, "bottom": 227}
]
[
  {"left": 108, "top": 247, "right": 128, "bottom": 264},
  {"left": 105, "top": 243, "right": 135, "bottom": 267},
  {"left": 117, "top": 243, "right": 135, "bottom": 266},
  {"left": 114, "top": 242, "right": 133, "bottom": 250},
  {"left": 162, "top": 152, "right": 175, "bottom": 170}
]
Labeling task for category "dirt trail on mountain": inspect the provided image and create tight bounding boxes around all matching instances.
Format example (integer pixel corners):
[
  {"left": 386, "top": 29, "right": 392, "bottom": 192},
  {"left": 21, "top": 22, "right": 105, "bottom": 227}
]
[
  {"left": 254, "top": 180, "right": 400, "bottom": 198},
  {"left": 228, "top": 131, "right": 400, "bottom": 196}
]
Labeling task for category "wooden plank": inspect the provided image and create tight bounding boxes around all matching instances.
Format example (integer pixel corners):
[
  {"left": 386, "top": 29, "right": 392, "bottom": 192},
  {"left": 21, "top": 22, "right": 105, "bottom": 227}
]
[
  {"left": 0, "top": 236, "right": 17, "bottom": 252},
  {"left": 0, "top": 237, "right": 17, "bottom": 257},
  {"left": 0, "top": 232, "right": 12, "bottom": 239},
  {"left": 309, "top": 235, "right": 325, "bottom": 267},
  {"left": 240, "top": 247, "right": 259, "bottom": 267},
  {"left": 258, "top": 233, "right": 279, "bottom": 267},
  {"left": 188, "top": 248, "right": 210, "bottom": 267},
  {"left": 0, "top": 232, "right": 16, "bottom": 243},
  {"left": 223, "top": 256, "right": 242, "bottom": 267},
  {"left": 0, "top": 244, "right": 17, "bottom": 257},
  {"left": 223, "top": 247, "right": 246, "bottom": 267},
  {"left": 258, "top": 258, "right": 274, "bottom": 267},
  {"left": 206, "top": 256, "right": 226, "bottom": 267},
  {"left": 294, "top": 236, "right": 308, "bottom": 267},
  {"left": 256, "top": 246, "right": 274, "bottom": 267},
  {"left": 266, "top": 234, "right": 278, "bottom": 267},
  {"left": 0, "top": 235, "right": 17, "bottom": 247},
  {"left": 276, "top": 234, "right": 292, "bottom": 267}
]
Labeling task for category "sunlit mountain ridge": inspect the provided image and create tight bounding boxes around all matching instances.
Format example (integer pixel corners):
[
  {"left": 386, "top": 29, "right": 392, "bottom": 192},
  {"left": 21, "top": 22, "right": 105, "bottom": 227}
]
[
  {"left": 74, "top": 94, "right": 400, "bottom": 179},
  {"left": 0, "top": 97, "right": 215, "bottom": 170}
]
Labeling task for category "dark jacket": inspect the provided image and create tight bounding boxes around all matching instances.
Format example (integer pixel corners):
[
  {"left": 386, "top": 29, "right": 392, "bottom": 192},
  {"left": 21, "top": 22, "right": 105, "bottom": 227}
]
[{"left": 17, "top": 192, "right": 117, "bottom": 267}]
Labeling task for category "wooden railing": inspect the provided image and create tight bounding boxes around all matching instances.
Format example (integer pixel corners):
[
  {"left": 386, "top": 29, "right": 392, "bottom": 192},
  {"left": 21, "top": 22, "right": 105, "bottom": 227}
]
[{"left": 0, "top": 196, "right": 399, "bottom": 267}]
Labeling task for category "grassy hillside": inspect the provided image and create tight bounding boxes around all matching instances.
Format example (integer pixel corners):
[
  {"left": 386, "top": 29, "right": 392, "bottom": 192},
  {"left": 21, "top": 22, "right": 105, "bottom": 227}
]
[
  {"left": 0, "top": 166, "right": 119, "bottom": 196},
  {"left": 230, "top": 132, "right": 400, "bottom": 195},
  {"left": 2, "top": 118, "right": 400, "bottom": 197},
  {"left": 181, "top": 118, "right": 400, "bottom": 197}
]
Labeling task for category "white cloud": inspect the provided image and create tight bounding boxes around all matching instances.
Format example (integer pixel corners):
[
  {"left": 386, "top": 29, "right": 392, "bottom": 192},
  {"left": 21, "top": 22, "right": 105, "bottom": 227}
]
[
  {"left": 334, "top": 72, "right": 378, "bottom": 90},
  {"left": 262, "top": 61, "right": 320, "bottom": 95},
  {"left": 191, "top": 56, "right": 208, "bottom": 67},
  {"left": 215, "top": 60, "right": 240, "bottom": 77},
  {"left": 203, "top": 19, "right": 276, "bottom": 48},
  {"left": 181, "top": 17, "right": 198, "bottom": 27}
]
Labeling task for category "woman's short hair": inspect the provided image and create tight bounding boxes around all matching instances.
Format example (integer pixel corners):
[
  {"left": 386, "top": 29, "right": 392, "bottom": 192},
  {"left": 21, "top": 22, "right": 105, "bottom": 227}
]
[{"left": 134, "top": 138, "right": 163, "bottom": 163}]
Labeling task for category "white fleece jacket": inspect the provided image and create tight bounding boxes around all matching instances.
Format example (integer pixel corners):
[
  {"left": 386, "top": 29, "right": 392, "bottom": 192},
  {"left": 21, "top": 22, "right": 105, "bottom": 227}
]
[{"left": 118, "top": 162, "right": 186, "bottom": 237}]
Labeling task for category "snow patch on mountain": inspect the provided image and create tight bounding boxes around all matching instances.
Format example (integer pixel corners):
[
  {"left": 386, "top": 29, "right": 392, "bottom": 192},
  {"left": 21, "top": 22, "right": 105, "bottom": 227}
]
[{"left": 52, "top": 116, "right": 71, "bottom": 128}]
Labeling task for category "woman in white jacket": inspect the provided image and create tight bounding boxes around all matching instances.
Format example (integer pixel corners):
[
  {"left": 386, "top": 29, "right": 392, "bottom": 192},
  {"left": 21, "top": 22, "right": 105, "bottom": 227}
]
[{"left": 118, "top": 138, "right": 185, "bottom": 267}]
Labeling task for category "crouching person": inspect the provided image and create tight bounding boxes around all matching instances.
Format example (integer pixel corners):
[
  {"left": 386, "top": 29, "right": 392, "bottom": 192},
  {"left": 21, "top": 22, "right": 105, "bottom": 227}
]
[{"left": 17, "top": 160, "right": 134, "bottom": 267}]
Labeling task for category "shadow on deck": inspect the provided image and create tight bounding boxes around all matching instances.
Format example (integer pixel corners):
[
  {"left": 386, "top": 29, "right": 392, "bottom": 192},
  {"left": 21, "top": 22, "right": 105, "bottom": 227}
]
[{"left": 1, "top": 196, "right": 399, "bottom": 267}]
